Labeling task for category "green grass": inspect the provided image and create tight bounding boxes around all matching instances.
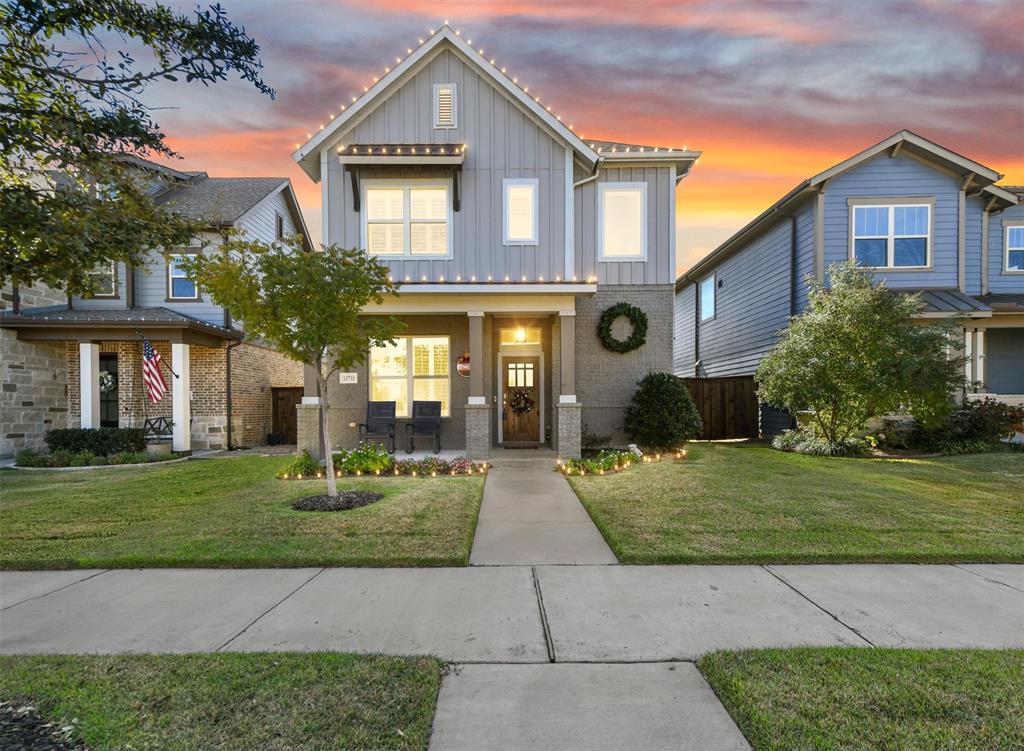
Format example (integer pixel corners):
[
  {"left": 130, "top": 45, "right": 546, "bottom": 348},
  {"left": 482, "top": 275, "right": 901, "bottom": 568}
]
[
  {"left": 0, "top": 456, "right": 484, "bottom": 569},
  {"left": 699, "top": 647, "right": 1024, "bottom": 751},
  {"left": 0, "top": 652, "right": 442, "bottom": 751},
  {"left": 569, "top": 443, "right": 1024, "bottom": 564}
]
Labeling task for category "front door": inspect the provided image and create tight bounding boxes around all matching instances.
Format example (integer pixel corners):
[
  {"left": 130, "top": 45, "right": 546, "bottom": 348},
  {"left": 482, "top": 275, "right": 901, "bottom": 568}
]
[
  {"left": 502, "top": 357, "right": 540, "bottom": 443},
  {"left": 271, "top": 387, "right": 303, "bottom": 444}
]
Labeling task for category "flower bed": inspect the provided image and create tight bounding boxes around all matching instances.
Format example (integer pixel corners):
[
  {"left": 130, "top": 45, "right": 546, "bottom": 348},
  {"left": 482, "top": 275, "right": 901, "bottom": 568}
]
[
  {"left": 15, "top": 448, "right": 186, "bottom": 468},
  {"left": 277, "top": 445, "right": 487, "bottom": 480},
  {"left": 558, "top": 448, "right": 688, "bottom": 476}
]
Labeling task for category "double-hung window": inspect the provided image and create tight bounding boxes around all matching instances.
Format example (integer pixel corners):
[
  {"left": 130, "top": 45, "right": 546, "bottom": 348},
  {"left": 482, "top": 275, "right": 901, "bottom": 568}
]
[
  {"left": 167, "top": 254, "right": 199, "bottom": 300},
  {"left": 852, "top": 203, "right": 930, "bottom": 268},
  {"left": 364, "top": 182, "right": 450, "bottom": 257},
  {"left": 87, "top": 263, "right": 117, "bottom": 298},
  {"left": 369, "top": 336, "right": 450, "bottom": 417},
  {"left": 599, "top": 182, "right": 647, "bottom": 260},
  {"left": 1006, "top": 225, "right": 1024, "bottom": 272},
  {"left": 503, "top": 178, "right": 538, "bottom": 245}
]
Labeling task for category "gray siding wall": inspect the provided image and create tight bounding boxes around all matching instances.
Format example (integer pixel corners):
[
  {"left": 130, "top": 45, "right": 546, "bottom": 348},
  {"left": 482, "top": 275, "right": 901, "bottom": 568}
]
[
  {"left": 323, "top": 46, "right": 673, "bottom": 286},
  {"left": 673, "top": 282, "right": 695, "bottom": 377},
  {"left": 237, "top": 188, "right": 297, "bottom": 242},
  {"left": 985, "top": 328, "right": 1024, "bottom": 394},
  {"left": 793, "top": 199, "right": 816, "bottom": 311},
  {"left": 70, "top": 263, "right": 127, "bottom": 310},
  {"left": 988, "top": 203, "right": 1024, "bottom": 293},
  {"left": 134, "top": 233, "right": 226, "bottom": 326},
  {"left": 696, "top": 219, "right": 792, "bottom": 378},
  {"left": 964, "top": 195, "right": 983, "bottom": 295},
  {"left": 823, "top": 152, "right": 960, "bottom": 289}
]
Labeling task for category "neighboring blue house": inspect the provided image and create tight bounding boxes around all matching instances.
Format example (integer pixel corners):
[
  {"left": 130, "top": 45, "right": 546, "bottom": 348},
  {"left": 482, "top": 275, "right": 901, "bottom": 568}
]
[{"left": 673, "top": 131, "right": 1023, "bottom": 437}]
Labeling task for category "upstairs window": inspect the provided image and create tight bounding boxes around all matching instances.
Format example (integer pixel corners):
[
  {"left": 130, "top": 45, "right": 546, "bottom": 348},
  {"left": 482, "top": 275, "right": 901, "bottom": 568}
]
[
  {"left": 503, "top": 178, "right": 538, "bottom": 245},
  {"left": 364, "top": 182, "right": 450, "bottom": 257},
  {"left": 167, "top": 254, "right": 199, "bottom": 300},
  {"left": 700, "top": 274, "right": 716, "bottom": 321},
  {"left": 87, "top": 263, "right": 117, "bottom": 298},
  {"left": 852, "top": 204, "right": 930, "bottom": 268},
  {"left": 433, "top": 83, "right": 457, "bottom": 128},
  {"left": 599, "top": 183, "right": 647, "bottom": 260},
  {"left": 1006, "top": 225, "right": 1024, "bottom": 272}
]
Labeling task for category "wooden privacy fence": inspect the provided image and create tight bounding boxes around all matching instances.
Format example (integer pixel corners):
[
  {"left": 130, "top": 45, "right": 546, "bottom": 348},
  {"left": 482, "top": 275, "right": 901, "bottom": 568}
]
[{"left": 684, "top": 377, "right": 759, "bottom": 440}]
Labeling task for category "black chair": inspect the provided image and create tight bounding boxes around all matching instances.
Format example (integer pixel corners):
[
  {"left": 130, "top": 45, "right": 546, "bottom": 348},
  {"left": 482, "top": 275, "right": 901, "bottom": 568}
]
[
  {"left": 406, "top": 401, "right": 442, "bottom": 454},
  {"left": 358, "top": 401, "right": 397, "bottom": 454}
]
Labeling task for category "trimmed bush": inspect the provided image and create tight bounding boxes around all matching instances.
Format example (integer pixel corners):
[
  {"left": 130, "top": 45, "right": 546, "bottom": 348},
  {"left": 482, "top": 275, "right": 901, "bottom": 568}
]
[
  {"left": 624, "top": 373, "right": 702, "bottom": 452},
  {"left": 772, "top": 428, "right": 866, "bottom": 457},
  {"left": 45, "top": 428, "right": 146, "bottom": 456},
  {"left": 14, "top": 449, "right": 50, "bottom": 467}
]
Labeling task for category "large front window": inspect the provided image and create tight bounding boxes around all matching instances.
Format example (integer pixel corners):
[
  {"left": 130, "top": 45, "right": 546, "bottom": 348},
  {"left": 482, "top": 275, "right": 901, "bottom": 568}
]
[
  {"left": 364, "top": 182, "right": 450, "bottom": 257},
  {"left": 852, "top": 204, "right": 930, "bottom": 268},
  {"left": 369, "top": 336, "right": 450, "bottom": 417}
]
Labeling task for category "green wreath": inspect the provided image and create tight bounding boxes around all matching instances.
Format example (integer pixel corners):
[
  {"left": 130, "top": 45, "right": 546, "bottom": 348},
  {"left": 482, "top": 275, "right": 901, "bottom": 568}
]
[
  {"left": 597, "top": 302, "right": 648, "bottom": 353},
  {"left": 509, "top": 389, "right": 535, "bottom": 415}
]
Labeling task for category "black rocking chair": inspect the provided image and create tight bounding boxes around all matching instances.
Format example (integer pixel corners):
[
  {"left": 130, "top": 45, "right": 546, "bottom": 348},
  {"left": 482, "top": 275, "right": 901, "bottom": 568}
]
[
  {"left": 358, "top": 401, "right": 397, "bottom": 454},
  {"left": 406, "top": 400, "right": 442, "bottom": 454}
]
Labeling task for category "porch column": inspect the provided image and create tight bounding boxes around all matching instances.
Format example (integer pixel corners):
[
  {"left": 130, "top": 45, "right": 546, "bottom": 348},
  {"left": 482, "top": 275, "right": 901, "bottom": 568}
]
[
  {"left": 557, "top": 310, "right": 581, "bottom": 459},
  {"left": 465, "top": 311, "right": 490, "bottom": 460},
  {"left": 298, "top": 362, "right": 323, "bottom": 458},
  {"left": 171, "top": 342, "right": 191, "bottom": 452},
  {"left": 79, "top": 342, "right": 100, "bottom": 429}
]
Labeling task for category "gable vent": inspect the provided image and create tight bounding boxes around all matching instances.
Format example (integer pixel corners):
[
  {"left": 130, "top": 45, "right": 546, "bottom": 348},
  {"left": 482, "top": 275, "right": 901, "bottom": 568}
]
[{"left": 434, "top": 83, "right": 456, "bottom": 128}]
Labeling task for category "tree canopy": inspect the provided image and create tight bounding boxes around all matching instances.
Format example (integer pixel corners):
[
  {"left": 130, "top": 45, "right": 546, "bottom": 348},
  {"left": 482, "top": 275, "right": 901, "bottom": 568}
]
[
  {"left": 183, "top": 240, "right": 405, "bottom": 496},
  {"left": 756, "top": 262, "right": 964, "bottom": 443},
  {"left": 1, "top": 0, "right": 272, "bottom": 295}
]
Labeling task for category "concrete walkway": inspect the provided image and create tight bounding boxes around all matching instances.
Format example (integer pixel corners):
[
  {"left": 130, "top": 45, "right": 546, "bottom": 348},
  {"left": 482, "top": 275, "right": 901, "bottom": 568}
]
[
  {"left": 3, "top": 564, "right": 1023, "bottom": 751},
  {"left": 470, "top": 457, "right": 616, "bottom": 565}
]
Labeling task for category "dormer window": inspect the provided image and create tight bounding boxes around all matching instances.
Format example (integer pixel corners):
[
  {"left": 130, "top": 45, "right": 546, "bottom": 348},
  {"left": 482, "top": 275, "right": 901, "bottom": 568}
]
[{"left": 434, "top": 83, "right": 456, "bottom": 129}]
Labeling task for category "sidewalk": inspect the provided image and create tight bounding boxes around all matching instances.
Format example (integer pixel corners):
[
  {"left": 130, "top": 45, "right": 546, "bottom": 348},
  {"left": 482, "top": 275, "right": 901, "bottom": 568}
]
[{"left": 470, "top": 457, "right": 616, "bottom": 565}]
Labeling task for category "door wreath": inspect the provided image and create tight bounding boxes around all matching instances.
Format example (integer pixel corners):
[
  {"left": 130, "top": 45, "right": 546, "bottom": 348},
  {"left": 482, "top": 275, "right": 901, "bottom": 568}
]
[
  {"left": 597, "top": 302, "right": 648, "bottom": 353},
  {"left": 509, "top": 389, "right": 535, "bottom": 415}
]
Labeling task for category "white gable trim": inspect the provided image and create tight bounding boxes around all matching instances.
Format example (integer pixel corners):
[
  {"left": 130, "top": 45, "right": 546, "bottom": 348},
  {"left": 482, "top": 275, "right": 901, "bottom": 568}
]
[{"left": 292, "top": 25, "right": 599, "bottom": 180}]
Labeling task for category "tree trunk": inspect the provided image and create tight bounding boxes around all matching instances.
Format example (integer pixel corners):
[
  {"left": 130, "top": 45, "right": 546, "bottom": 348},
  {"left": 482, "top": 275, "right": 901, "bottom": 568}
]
[{"left": 316, "top": 361, "right": 338, "bottom": 498}]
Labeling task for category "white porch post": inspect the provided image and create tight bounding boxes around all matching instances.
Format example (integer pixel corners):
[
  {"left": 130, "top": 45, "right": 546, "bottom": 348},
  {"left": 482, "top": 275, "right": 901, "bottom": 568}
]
[
  {"left": 975, "top": 329, "right": 986, "bottom": 392},
  {"left": 79, "top": 342, "right": 100, "bottom": 428},
  {"left": 171, "top": 342, "right": 191, "bottom": 452}
]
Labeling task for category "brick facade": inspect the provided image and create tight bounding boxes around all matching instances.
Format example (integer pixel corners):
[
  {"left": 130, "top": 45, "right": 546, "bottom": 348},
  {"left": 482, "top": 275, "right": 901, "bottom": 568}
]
[{"left": 229, "top": 341, "right": 304, "bottom": 447}]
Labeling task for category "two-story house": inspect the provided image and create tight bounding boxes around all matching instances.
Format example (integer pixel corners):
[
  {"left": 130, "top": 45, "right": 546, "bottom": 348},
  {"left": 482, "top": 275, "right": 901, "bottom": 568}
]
[
  {"left": 673, "top": 131, "right": 1023, "bottom": 438},
  {"left": 0, "top": 156, "right": 313, "bottom": 456},
  {"left": 290, "top": 25, "right": 699, "bottom": 460}
]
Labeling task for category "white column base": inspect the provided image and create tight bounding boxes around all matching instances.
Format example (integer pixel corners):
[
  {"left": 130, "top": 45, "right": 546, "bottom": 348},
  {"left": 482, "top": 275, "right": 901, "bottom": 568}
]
[
  {"left": 79, "top": 342, "right": 101, "bottom": 429},
  {"left": 171, "top": 342, "right": 191, "bottom": 452}
]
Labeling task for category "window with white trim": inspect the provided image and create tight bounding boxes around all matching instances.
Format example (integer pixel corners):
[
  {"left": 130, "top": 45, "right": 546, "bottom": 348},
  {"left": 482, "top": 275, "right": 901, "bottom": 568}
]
[
  {"left": 852, "top": 204, "right": 930, "bottom": 268},
  {"left": 364, "top": 182, "right": 450, "bottom": 257},
  {"left": 87, "top": 263, "right": 117, "bottom": 298},
  {"left": 1006, "top": 225, "right": 1024, "bottom": 272},
  {"left": 167, "top": 254, "right": 199, "bottom": 300},
  {"left": 433, "top": 83, "right": 456, "bottom": 128},
  {"left": 700, "top": 274, "right": 716, "bottom": 321},
  {"left": 369, "top": 336, "right": 450, "bottom": 418},
  {"left": 599, "top": 182, "right": 646, "bottom": 260},
  {"left": 503, "top": 178, "right": 538, "bottom": 245}
]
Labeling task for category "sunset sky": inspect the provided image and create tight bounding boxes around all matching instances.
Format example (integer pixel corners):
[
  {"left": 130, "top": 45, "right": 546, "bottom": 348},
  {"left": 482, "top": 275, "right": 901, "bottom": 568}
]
[{"left": 152, "top": 0, "right": 1024, "bottom": 274}]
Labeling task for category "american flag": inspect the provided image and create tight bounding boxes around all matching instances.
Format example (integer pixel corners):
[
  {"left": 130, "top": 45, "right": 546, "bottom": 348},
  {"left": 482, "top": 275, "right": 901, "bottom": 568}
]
[{"left": 142, "top": 336, "right": 168, "bottom": 403}]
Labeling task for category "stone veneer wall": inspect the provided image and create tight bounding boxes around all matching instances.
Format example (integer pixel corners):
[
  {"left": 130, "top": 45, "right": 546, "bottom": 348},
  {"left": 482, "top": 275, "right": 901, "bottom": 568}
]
[
  {"left": 574, "top": 284, "right": 675, "bottom": 446},
  {"left": 1, "top": 283, "right": 70, "bottom": 456},
  {"left": 229, "top": 341, "right": 303, "bottom": 448}
]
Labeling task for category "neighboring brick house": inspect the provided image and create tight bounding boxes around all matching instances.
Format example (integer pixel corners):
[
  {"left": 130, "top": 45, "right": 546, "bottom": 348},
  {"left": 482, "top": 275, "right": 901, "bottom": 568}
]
[
  {"left": 291, "top": 25, "right": 699, "bottom": 459},
  {"left": 0, "top": 157, "right": 312, "bottom": 457}
]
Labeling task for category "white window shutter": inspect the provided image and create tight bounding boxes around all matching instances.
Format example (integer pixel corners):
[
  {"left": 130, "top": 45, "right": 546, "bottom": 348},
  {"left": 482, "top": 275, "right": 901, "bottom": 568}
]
[{"left": 434, "top": 83, "right": 456, "bottom": 128}]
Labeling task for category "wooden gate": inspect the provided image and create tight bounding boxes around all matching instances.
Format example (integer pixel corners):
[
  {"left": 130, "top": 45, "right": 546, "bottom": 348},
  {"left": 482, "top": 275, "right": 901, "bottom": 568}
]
[
  {"left": 684, "top": 377, "right": 759, "bottom": 440},
  {"left": 271, "top": 387, "right": 303, "bottom": 444}
]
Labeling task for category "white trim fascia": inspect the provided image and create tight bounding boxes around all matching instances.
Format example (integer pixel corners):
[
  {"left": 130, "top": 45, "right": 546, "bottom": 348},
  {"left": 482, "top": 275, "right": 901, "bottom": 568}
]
[
  {"left": 293, "top": 26, "right": 599, "bottom": 179},
  {"left": 502, "top": 177, "right": 540, "bottom": 246},
  {"left": 564, "top": 146, "right": 574, "bottom": 281},
  {"left": 394, "top": 284, "right": 596, "bottom": 295},
  {"left": 598, "top": 181, "right": 648, "bottom": 261},
  {"left": 809, "top": 130, "right": 1001, "bottom": 188},
  {"left": 339, "top": 155, "right": 464, "bottom": 166},
  {"left": 360, "top": 178, "right": 453, "bottom": 260},
  {"left": 982, "top": 184, "right": 1019, "bottom": 205}
]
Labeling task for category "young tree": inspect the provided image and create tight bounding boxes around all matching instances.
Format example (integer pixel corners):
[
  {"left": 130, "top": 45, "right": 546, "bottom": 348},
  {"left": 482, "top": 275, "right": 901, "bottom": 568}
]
[
  {"left": 756, "top": 261, "right": 964, "bottom": 443},
  {"left": 183, "top": 241, "right": 404, "bottom": 497},
  {"left": 1, "top": 0, "right": 272, "bottom": 295}
]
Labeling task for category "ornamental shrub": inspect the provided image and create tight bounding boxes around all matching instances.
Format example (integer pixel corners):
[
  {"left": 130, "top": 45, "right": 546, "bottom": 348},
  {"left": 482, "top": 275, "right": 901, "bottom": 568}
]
[
  {"left": 45, "top": 427, "right": 146, "bottom": 456},
  {"left": 624, "top": 372, "right": 702, "bottom": 451},
  {"left": 15, "top": 448, "right": 51, "bottom": 467},
  {"left": 277, "top": 450, "right": 322, "bottom": 479},
  {"left": 910, "top": 397, "right": 1024, "bottom": 452},
  {"left": 772, "top": 428, "right": 866, "bottom": 456},
  {"left": 334, "top": 442, "right": 394, "bottom": 474}
]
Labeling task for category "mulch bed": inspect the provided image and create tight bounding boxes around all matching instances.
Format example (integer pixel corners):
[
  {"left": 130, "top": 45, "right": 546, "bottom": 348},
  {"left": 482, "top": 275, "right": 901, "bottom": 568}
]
[
  {"left": 0, "top": 702, "right": 87, "bottom": 750},
  {"left": 291, "top": 491, "right": 384, "bottom": 512}
]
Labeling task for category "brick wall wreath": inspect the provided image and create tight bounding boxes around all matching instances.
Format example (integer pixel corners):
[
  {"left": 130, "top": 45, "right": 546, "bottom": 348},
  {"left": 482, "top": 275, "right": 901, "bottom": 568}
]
[{"left": 597, "top": 302, "right": 648, "bottom": 353}]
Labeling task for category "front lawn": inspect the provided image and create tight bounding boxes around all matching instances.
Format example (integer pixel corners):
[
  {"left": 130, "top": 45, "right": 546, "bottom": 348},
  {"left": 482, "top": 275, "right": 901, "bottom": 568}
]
[
  {"left": 569, "top": 443, "right": 1024, "bottom": 564},
  {"left": 699, "top": 647, "right": 1024, "bottom": 751},
  {"left": 0, "top": 456, "right": 484, "bottom": 569},
  {"left": 0, "top": 652, "right": 441, "bottom": 751}
]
